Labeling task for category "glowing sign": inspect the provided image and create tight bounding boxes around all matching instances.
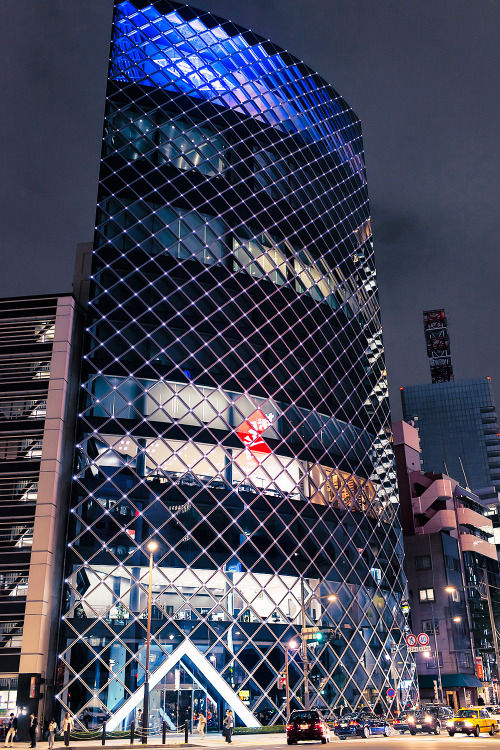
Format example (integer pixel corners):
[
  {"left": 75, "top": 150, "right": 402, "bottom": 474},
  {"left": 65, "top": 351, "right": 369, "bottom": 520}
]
[{"left": 237, "top": 410, "right": 275, "bottom": 454}]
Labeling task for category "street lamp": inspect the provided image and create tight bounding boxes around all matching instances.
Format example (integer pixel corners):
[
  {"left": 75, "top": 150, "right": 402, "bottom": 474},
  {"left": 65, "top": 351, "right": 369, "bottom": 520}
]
[
  {"left": 142, "top": 540, "right": 158, "bottom": 744},
  {"left": 285, "top": 639, "right": 299, "bottom": 721}
]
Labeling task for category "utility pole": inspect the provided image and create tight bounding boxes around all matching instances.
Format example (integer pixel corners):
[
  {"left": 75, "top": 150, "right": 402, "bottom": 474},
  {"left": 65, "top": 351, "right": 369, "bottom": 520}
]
[
  {"left": 300, "top": 578, "right": 310, "bottom": 709},
  {"left": 483, "top": 568, "right": 500, "bottom": 701},
  {"left": 390, "top": 645, "right": 402, "bottom": 717},
  {"left": 430, "top": 602, "right": 444, "bottom": 703}
]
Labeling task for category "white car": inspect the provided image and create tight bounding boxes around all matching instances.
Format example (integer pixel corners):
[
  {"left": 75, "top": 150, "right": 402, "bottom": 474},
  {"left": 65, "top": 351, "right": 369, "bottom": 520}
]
[{"left": 485, "top": 706, "right": 500, "bottom": 726}]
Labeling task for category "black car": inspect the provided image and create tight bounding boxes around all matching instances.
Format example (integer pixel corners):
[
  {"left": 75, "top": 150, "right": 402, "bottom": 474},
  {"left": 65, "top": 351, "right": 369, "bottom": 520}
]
[
  {"left": 406, "top": 706, "right": 453, "bottom": 735},
  {"left": 333, "top": 712, "right": 392, "bottom": 738},
  {"left": 391, "top": 713, "right": 411, "bottom": 733},
  {"left": 287, "top": 710, "right": 331, "bottom": 744}
]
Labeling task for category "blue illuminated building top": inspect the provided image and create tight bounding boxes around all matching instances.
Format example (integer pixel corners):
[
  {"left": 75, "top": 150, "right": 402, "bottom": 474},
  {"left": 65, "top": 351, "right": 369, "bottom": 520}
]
[{"left": 112, "top": 1, "right": 364, "bottom": 172}]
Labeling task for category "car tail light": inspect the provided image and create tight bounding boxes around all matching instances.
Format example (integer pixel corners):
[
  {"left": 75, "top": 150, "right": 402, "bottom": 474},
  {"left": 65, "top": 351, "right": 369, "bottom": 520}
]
[
  {"left": 286, "top": 724, "right": 293, "bottom": 731},
  {"left": 333, "top": 722, "right": 339, "bottom": 727},
  {"left": 349, "top": 720, "right": 359, "bottom": 726}
]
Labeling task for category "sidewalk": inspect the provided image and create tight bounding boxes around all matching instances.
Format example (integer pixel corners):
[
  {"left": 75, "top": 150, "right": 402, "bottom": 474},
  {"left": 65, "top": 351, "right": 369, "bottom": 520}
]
[{"left": 4, "top": 733, "right": 287, "bottom": 750}]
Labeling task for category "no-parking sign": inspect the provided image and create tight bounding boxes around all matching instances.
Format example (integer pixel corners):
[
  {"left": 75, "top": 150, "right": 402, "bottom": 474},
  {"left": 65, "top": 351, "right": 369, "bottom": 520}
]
[
  {"left": 417, "top": 632, "right": 430, "bottom": 647},
  {"left": 387, "top": 688, "right": 396, "bottom": 698}
]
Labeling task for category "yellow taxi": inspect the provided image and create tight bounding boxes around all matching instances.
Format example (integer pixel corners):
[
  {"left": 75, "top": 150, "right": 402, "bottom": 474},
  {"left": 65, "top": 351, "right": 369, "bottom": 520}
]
[{"left": 446, "top": 707, "right": 498, "bottom": 736}]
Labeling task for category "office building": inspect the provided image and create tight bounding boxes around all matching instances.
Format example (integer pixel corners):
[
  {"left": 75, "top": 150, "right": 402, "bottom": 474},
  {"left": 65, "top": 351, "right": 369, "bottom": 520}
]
[
  {"left": 55, "top": 0, "right": 415, "bottom": 728},
  {"left": 394, "top": 421, "right": 499, "bottom": 708},
  {"left": 401, "top": 378, "right": 500, "bottom": 494},
  {"left": 0, "top": 295, "right": 80, "bottom": 735}
]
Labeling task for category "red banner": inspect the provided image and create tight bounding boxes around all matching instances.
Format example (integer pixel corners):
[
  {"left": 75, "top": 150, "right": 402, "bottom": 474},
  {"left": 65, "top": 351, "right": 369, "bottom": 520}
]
[{"left": 237, "top": 410, "right": 273, "bottom": 454}]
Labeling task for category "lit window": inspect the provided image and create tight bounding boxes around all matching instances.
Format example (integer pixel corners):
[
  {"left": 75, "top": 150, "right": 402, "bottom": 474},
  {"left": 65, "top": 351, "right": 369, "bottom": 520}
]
[{"left": 418, "top": 588, "right": 435, "bottom": 602}]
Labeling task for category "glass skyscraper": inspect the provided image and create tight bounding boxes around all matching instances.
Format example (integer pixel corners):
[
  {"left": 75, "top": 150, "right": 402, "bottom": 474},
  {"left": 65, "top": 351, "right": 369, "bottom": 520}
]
[
  {"left": 401, "top": 378, "right": 500, "bottom": 493},
  {"left": 57, "top": 0, "right": 414, "bottom": 728}
]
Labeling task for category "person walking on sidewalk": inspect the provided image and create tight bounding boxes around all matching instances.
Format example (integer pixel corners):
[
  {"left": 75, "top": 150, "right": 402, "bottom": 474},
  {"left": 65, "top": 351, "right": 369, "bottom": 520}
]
[
  {"left": 29, "top": 714, "right": 38, "bottom": 748},
  {"left": 197, "top": 712, "right": 207, "bottom": 739},
  {"left": 223, "top": 710, "right": 234, "bottom": 743},
  {"left": 48, "top": 720, "right": 57, "bottom": 750},
  {"left": 62, "top": 713, "right": 74, "bottom": 747},
  {"left": 4, "top": 714, "right": 17, "bottom": 747}
]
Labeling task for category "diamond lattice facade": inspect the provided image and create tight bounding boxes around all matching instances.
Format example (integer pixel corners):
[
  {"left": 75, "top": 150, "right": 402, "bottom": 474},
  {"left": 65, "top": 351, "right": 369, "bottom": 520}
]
[{"left": 57, "top": 0, "right": 415, "bottom": 728}]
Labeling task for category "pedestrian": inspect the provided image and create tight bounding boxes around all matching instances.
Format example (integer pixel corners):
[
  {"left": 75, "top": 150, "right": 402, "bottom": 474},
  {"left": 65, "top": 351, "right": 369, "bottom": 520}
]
[
  {"left": 4, "top": 713, "right": 17, "bottom": 747},
  {"left": 223, "top": 710, "right": 233, "bottom": 744},
  {"left": 29, "top": 714, "right": 38, "bottom": 748},
  {"left": 197, "top": 712, "right": 207, "bottom": 739},
  {"left": 48, "top": 720, "right": 58, "bottom": 750},
  {"left": 62, "top": 713, "right": 74, "bottom": 747},
  {"left": 136, "top": 709, "right": 143, "bottom": 740}
]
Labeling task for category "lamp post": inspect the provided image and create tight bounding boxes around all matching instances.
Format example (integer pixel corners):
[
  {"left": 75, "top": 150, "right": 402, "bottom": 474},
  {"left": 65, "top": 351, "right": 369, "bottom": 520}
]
[
  {"left": 285, "top": 639, "right": 298, "bottom": 721},
  {"left": 143, "top": 540, "right": 158, "bottom": 744}
]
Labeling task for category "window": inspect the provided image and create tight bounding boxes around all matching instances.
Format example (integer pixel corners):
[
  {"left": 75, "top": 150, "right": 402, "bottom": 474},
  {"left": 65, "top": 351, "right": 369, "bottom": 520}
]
[
  {"left": 425, "top": 653, "right": 443, "bottom": 669},
  {"left": 415, "top": 555, "right": 432, "bottom": 570},
  {"left": 422, "top": 619, "right": 439, "bottom": 635},
  {"left": 458, "top": 652, "right": 471, "bottom": 668},
  {"left": 445, "top": 556, "right": 459, "bottom": 572},
  {"left": 419, "top": 588, "right": 435, "bottom": 602}
]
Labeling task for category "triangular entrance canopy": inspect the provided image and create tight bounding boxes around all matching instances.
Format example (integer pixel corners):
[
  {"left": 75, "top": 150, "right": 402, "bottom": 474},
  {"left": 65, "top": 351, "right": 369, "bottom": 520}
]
[{"left": 106, "top": 639, "right": 260, "bottom": 730}]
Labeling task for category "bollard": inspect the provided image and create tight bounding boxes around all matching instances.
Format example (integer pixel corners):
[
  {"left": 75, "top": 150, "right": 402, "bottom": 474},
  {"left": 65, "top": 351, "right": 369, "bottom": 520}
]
[
  {"left": 184, "top": 719, "right": 189, "bottom": 744},
  {"left": 162, "top": 720, "right": 166, "bottom": 745},
  {"left": 131, "top": 720, "right": 135, "bottom": 745},
  {"left": 102, "top": 723, "right": 106, "bottom": 745}
]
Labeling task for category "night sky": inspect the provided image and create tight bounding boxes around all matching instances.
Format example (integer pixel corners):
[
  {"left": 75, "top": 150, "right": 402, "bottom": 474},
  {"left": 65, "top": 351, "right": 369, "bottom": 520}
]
[{"left": 1, "top": 0, "right": 499, "bottom": 418}]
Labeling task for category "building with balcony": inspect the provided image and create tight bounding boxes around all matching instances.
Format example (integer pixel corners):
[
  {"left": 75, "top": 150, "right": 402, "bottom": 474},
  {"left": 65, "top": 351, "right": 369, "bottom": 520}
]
[
  {"left": 55, "top": 0, "right": 415, "bottom": 729},
  {"left": 394, "top": 421, "right": 499, "bottom": 708},
  {"left": 0, "top": 295, "right": 80, "bottom": 735}
]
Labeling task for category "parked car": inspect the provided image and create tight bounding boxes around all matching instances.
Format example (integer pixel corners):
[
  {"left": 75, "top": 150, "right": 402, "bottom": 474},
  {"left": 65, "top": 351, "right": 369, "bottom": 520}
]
[
  {"left": 333, "top": 711, "right": 392, "bottom": 738},
  {"left": 446, "top": 707, "right": 498, "bottom": 736},
  {"left": 406, "top": 706, "right": 453, "bottom": 735},
  {"left": 287, "top": 709, "right": 331, "bottom": 744}
]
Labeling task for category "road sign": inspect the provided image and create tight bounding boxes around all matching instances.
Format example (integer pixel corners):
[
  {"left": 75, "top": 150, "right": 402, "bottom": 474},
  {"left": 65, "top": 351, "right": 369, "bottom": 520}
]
[
  {"left": 387, "top": 688, "right": 396, "bottom": 698},
  {"left": 408, "top": 646, "right": 433, "bottom": 653},
  {"left": 417, "top": 632, "right": 430, "bottom": 646},
  {"left": 405, "top": 634, "right": 417, "bottom": 647}
]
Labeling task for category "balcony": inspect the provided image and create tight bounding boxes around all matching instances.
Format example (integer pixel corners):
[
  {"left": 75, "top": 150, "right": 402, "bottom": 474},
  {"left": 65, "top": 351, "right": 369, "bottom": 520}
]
[
  {"left": 457, "top": 506, "right": 493, "bottom": 535},
  {"left": 460, "top": 533, "right": 498, "bottom": 560}
]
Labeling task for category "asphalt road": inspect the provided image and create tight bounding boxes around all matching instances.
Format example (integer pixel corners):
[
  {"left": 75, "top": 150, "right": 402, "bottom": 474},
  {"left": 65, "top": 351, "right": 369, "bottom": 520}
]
[{"left": 9, "top": 733, "right": 500, "bottom": 750}]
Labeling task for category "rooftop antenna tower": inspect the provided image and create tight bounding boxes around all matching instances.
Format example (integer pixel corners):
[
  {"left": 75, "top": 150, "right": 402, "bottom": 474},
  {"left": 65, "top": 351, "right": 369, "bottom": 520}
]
[{"left": 423, "top": 308, "right": 454, "bottom": 383}]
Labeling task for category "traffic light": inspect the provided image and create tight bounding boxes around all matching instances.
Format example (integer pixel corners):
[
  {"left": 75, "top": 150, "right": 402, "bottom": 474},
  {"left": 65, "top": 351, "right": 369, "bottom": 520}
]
[{"left": 302, "top": 626, "right": 335, "bottom": 641}]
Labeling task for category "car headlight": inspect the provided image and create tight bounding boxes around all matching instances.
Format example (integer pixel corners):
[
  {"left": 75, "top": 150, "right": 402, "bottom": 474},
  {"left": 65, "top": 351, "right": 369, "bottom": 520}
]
[
  {"left": 424, "top": 716, "right": 432, "bottom": 723},
  {"left": 464, "top": 721, "right": 473, "bottom": 727},
  {"left": 446, "top": 721, "right": 453, "bottom": 727},
  {"left": 408, "top": 717, "right": 415, "bottom": 723}
]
